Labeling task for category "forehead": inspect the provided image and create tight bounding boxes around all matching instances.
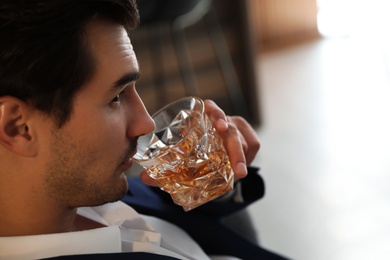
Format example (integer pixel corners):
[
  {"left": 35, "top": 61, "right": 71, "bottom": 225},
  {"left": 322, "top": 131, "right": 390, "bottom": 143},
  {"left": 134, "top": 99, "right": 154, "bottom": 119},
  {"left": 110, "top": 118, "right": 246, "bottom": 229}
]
[{"left": 84, "top": 19, "right": 139, "bottom": 83}]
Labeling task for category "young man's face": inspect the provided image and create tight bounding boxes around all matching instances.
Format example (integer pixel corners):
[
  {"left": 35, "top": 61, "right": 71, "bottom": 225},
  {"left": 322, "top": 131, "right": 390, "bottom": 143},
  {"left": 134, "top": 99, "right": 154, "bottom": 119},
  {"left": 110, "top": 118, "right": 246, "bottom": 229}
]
[{"left": 43, "top": 20, "right": 155, "bottom": 208}]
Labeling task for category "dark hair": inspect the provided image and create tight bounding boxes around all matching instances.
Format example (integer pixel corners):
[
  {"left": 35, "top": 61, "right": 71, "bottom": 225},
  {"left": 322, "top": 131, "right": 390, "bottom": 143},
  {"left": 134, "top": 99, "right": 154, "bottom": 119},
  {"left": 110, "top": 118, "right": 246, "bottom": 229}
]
[{"left": 0, "top": 0, "right": 139, "bottom": 127}]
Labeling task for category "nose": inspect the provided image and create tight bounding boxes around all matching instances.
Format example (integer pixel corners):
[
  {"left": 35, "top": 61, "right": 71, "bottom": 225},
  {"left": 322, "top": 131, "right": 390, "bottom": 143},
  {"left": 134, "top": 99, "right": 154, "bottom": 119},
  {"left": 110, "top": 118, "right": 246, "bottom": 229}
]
[{"left": 127, "top": 92, "right": 155, "bottom": 137}]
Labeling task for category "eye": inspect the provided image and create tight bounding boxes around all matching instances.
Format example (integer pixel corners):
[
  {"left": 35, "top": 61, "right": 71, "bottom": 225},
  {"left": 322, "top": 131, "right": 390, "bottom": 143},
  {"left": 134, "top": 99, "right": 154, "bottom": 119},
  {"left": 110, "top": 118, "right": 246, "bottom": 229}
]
[
  {"left": 112, "top": 94, "right": 120, "bottom": 103},
  {"left": 110, "top": 90, "right": 125, "bottom": 108}
]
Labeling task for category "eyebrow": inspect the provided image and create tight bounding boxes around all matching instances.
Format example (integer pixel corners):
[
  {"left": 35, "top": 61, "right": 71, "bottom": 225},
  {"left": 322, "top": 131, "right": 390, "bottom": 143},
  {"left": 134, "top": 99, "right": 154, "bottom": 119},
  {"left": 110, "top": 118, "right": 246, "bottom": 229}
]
[{"left": 113, "top": 72, "right": 140, "bottom": 89}]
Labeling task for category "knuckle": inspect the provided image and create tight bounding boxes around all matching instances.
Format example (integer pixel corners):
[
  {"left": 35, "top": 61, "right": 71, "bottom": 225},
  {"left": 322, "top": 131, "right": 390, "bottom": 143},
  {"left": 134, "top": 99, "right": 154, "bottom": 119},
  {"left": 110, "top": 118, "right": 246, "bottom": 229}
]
[
  {"left": 229, "top": 115, "right": 245, "bottom": 124},
  {"left": 253, "top": 139, "right": 261, "bottom": 151},
  {"left": 242, "top": 140, "right": 249, "bottom": 152},
  {"left": 204, "top": 99, "right": 217, "bottom": 108},
  {"left": 226, "top": 122, "right": 239, "bottom": 135}
]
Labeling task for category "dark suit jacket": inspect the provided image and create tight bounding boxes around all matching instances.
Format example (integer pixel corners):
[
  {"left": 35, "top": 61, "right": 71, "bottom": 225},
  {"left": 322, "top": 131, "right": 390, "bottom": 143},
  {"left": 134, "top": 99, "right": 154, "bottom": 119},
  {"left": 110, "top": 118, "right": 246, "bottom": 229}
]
[{"left": 46, "top": 167, "right": 288, "bottom": 260}]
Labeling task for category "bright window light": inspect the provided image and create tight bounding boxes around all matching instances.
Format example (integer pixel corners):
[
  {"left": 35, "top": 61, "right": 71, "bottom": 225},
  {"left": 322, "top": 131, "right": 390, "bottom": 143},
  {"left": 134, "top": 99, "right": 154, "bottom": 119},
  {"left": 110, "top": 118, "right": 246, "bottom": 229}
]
[{"left": 317, "top": 0, "right": 390, "bottom": 39}]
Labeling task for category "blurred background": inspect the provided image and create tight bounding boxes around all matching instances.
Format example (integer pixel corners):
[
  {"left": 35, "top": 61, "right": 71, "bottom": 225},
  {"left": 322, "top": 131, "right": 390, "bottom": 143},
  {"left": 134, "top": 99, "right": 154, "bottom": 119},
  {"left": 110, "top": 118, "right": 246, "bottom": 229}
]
[{"left": 132, "top": 0, "right": 390, "bottom": 259}]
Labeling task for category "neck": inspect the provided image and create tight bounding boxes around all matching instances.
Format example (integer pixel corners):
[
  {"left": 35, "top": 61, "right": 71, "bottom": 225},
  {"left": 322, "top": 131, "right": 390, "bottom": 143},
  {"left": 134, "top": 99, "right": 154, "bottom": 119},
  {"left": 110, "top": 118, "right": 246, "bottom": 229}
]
[
  {"left": 0, "top": 202, "right": 106, "bottom": 236},
  {"left": 0, "top": 177, "right": 104, "bottom": 236},
  {"left": 0, "top": 166, "right": 106, "bottom": 236},
  {"left": 0, "top": 198, "right": 78, "bottom": 236}
]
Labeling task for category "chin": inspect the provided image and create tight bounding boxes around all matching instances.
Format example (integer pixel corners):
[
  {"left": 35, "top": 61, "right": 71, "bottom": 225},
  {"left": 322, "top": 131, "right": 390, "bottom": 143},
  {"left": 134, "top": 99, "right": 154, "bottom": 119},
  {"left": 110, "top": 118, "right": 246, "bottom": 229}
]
[
  {"left": 92, "top": 174, "right": 129, "bottom": 206},
  {"left": 112, "top": 173, "right": 129, "bottom": 198}
]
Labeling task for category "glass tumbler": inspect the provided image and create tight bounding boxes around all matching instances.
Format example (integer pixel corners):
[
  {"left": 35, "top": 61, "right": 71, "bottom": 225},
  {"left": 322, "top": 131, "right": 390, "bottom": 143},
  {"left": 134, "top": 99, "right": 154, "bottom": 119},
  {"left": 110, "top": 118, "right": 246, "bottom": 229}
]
[{"left": 133, "top": 96, "right": 234, "bottom": 211}]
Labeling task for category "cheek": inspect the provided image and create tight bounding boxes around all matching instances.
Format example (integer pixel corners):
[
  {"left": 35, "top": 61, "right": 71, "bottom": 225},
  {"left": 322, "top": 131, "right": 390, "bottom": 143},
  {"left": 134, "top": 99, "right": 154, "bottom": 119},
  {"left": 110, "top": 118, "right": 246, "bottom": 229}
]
[
  {"left": 93, "top": 120, "right": 129, "bottom": 161},
  {"left": 69, "top": 104, "right": 129, "bottom": 161},
  {"left": 87, "top": 124, "right": 126, "bottom": 156},
  {"left": 68, "top": 128, "right": 123, "bottom": 177}
]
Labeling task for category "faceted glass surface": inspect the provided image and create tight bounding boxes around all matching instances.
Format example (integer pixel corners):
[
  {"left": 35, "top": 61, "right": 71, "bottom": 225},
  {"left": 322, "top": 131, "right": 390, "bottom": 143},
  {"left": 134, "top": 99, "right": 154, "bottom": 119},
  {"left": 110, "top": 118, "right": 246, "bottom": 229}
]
[{"left": 134, "top": 97, "right": 233, "bottom": 211}]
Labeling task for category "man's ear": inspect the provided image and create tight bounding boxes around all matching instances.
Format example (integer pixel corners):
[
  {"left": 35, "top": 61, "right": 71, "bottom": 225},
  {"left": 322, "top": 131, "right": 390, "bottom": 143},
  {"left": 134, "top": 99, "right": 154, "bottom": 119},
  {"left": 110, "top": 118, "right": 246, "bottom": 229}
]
[{"left": 0, "top": 96, "right": 37, "bottom": 157}]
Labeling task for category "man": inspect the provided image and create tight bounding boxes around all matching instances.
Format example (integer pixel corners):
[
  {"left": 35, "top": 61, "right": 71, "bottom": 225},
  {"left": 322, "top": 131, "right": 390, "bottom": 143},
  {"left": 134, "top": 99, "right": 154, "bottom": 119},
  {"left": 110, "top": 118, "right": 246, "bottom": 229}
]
[{"left": 0, "top": 0, "right": 286, "bottom": 259}]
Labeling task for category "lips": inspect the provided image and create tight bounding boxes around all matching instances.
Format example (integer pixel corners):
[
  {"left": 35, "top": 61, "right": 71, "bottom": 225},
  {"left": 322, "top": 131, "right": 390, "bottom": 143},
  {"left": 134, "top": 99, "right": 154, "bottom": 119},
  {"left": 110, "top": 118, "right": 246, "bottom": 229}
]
[
  {"left": 118, "top": 157, "right": 133, "bottom": 173},
  {"left": 118, "top": 138, "right": 138, "bottom": 172}
]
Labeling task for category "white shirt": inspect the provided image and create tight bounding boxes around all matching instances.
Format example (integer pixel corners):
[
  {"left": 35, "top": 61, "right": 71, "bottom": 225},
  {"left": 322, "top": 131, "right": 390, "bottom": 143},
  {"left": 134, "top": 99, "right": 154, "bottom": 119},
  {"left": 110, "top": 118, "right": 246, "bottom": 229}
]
[{"left": 0, "top": 201, "right": 240, "bottom": 260}]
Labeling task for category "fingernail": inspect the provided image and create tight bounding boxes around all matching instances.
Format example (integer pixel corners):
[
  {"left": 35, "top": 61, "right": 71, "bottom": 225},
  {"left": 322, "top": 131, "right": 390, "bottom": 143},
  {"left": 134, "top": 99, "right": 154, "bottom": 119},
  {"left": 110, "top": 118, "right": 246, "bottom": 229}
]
[{"left": 236, "top": 162, "right": 248, "bottom": 177}]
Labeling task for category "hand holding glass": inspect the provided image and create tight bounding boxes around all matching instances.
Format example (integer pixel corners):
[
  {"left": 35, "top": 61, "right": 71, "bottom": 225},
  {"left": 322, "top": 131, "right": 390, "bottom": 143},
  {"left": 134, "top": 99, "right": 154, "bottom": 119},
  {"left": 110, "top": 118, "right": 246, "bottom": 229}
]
[{"left": 133, "top": 97, "right": 234, "bottom": 211}]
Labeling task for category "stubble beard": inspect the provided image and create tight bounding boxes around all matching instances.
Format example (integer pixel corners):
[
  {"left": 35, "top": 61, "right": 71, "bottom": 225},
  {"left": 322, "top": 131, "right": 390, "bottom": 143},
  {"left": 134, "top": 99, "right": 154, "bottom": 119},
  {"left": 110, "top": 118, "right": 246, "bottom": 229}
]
[{"left": 43, "top": 128, "right": 130, "bottom": 209}]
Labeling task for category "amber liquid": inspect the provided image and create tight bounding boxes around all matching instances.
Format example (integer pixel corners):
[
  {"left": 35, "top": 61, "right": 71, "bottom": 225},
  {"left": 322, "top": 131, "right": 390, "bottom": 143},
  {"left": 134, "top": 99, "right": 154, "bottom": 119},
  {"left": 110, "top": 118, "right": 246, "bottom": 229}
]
[{"left": 145, "top": 117, "right": 233, "bottom": 211}]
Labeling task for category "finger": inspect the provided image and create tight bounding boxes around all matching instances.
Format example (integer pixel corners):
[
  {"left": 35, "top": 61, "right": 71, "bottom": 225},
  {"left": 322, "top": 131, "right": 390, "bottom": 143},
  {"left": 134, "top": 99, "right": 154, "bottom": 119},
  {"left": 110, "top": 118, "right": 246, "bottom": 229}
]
[
  {"left": 139, "top": 170, "right": 159, "bottom": 187},
  {"left": 203, "top": 99, "right": 228, "bottom": 132},
  {"left": 219, "top": 123, "right": 248, "bottom": 180},
  {"left": 228, "top": 116, "right": 260, "bottom": 165}
]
